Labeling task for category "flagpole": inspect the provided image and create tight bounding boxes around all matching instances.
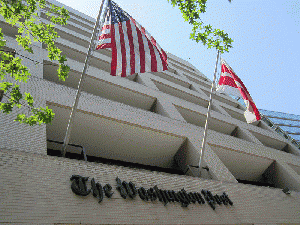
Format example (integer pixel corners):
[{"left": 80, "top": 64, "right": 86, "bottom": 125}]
[
  {"left": 61, "top": 0, "right": 106, "bottom": 157},
  {"left": 198, "top": 50, "right": 220, "bottom": 176}
]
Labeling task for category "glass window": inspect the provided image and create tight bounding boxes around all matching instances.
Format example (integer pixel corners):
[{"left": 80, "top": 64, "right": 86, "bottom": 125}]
[
  {"left": 268, "top": 118, "right": 300, "bottom": 126},
  {"left": 290, "top": 134, "right": 300, "bottom": 141},
  {"left": 281, "top": 126, "right": 300, "bottom": 134},
  {"left": 259, "top": 109, "right": 300, "bottom": 121}
]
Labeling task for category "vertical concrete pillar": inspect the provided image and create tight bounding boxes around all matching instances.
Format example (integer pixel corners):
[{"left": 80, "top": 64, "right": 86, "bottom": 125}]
[
  {"left": 155, "top": 97, "right": 186, "bottom": 122},
  {"left": 274, "top": 160, "right": 300, "bottom": 192},
  {"left": 175, "top": 137, "right": 238, "bottom": 183},
  {"left": 203, "top": 144, "right": 238, "bottom": 183},
  {"left": 189, "top": 83, "right": 209, "bottom": 97},
  {"left": 238, "top": 128, "right": 264, "bottom": 145},
  {"left": 211, "top": 101, "right": 232, "bottom": 117},
  {"left": 136, "top": 73, "right": 159, "bottom": 90}
]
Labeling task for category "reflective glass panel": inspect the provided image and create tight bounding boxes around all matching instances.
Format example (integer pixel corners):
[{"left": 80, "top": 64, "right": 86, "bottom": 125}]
[
  {"left": 289, "top": 134, "right": 300, "bottom": 141},
  {"left": 259, "top": 109, "right": 300, "bottom": 121},
  {"left": 281, "top": 126, "right": 300, "bottom": 134},
  {"left": 268, "top": 118, "right": 300, "bottom": 126}
]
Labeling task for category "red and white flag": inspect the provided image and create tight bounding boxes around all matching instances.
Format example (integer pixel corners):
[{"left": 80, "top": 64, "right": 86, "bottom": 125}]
[
  {"left": 96, "top": 0, "right": 168, "bottom": 77},
  {"left": 216, "top": 59, "right": 261, "bottom": 123}
]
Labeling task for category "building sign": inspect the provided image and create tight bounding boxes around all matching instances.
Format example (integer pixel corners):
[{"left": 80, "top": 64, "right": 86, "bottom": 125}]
[{"left": 70, "top": 175, "right": 233, "bottom": 210}]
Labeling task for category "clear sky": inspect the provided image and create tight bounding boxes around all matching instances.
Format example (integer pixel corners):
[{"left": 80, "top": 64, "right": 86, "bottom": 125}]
[{"left": 55, "top": 0, "right": 300, "bottom": 116}]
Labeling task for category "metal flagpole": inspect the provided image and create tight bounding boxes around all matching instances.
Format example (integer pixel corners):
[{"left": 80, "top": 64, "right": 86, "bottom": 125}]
[
  {"left": 198, "top": 50, "right": 220, "bottom": 176},
  {"left": 61, "top": 0, "right": 106, "bottom": 157}
]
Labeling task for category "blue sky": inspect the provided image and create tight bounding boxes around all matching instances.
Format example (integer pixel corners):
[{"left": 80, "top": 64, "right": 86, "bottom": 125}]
[{"left": 56, "top": 0, "right": 300, "bottom": 116}]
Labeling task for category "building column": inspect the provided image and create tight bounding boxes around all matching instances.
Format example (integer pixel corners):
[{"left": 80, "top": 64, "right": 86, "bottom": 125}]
[
  {"left": 274, "top": 160, "right": 300, "bottom": 192},
  {"left": 155, "top": 97, "right": 186, "bottom": 122},
  {"left": 239, "top": 128, "right": 264, "bottom": 145},
  {"left": 175, "top": 138, "right": 238, "bottom": 183},
  {"left": 189, "top": 83, "right": 209, "bottom": 97},
  {"left": 136, "top": 73, "right": 160, "bottom": 90},
  {"left": 211, "top": 101, "right": 232, "bottom": 117},
  {"left": 202, "top": 144, "right": 238, "bottom": 183}
]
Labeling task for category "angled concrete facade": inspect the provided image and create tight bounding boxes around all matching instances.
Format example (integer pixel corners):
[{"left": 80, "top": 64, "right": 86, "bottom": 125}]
[{"left": 1, "top": 0, "right": 300, "bottom": 224}]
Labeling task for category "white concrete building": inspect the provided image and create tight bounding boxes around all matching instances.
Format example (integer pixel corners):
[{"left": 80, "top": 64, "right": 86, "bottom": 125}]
[{"left": 1, "top": 0, "right": 300, "bottom": 224}]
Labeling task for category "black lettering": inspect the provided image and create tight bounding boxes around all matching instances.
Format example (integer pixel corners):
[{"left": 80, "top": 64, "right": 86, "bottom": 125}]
[
  {"left": 91, "top": 178, "right": 103, "bottom": 203},
  {"left": 147, "top": 188, "right": 157, "bottom": 201},
  {"left": 201, "top": 190, "right": 209, "bottom": 202},
  {"left": 177, "top": 191, "right": 189, "bottom": 207},
  {"left": 129, "top": 182, "right": 137, "bottom": 196},
  {"left": 103, "top": 184, "right": 114, "bottom": 198},
  {"left": 71, "top": 176, "right": 234, "bottom": 209},
  {"left": 181, "top": 189, "right": 191, "bottom": 204},
  {"left": 188, "top": 192, "right": 196, "bottom": 204},
  {"left": 214, "top": 194, "right": 222, "bottom": 205},
  {"left": 165, "top": 191, "right": 175, "bottom": 202},
  {"left": 153, "top": 186, "right": 168, "bottom": 205},
  {"left": 116, "top": 177, "right": 127, "bottom": 199},
  {"left": 201, "top": 189, "right": 215, "bottom": 210},
  {"left": 222, "top": 192, "right": 233, "bottom": 206},
  {"left": 122, "top": 181, "right": 136, "bottom": 199},
  {"left": 138, "top": 187, "right": 148, "bottom": 201},
  {"left": 70, "top": 175, "right": 91, "bottom": 196},
  {"left": 154, "top": 185, "right": 163, "bottom": 202},
  {"left": 170, "top": 190, "right": 180, "bottom": 202},
  {"left": 194, "top": 192, "right": 205, "bottom": 204},
  {"left": 207, "top": 190, "right": 216, "bottom": 204},
  {"left": 209, "top": 201, "right": 216, "bottom": 210},
  {"left": 220, "top": 195, "right": 228, "bottom": 205},
  {"left": 160, "top": 190, "right": 169, "bottom": 206}
]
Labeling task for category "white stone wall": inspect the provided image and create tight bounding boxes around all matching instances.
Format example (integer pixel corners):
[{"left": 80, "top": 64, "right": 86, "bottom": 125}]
[
  {"left": 0, "top": 35, "right": 47, "bottom": 155},
  {"left": 1, "top": 149, "right": 300, "bottom": 224}
]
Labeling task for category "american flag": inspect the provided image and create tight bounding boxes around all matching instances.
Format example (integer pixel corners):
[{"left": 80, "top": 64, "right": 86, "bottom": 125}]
[
  {"left": 216, "top": 59, "right": 261, "bottom": 123},
  {"left": 96, "top": 0, "right": 168, "bottom": 77}
]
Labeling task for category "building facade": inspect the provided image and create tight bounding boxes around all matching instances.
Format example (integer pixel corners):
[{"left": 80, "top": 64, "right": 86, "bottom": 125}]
[
  {"left": 1, "top": 0, "right": 300, "bottom": 224},
  {"left": 233, "top": 99, "right": 300, "bottom": 150}
]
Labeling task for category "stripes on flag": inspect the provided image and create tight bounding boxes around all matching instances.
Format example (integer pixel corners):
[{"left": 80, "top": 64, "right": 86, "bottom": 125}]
[
  {"left": 217, "top": 59, "right": 261, "bottom": 123},
  {"left": 96, "top": 0, "right": 168, "bottom": 77}
]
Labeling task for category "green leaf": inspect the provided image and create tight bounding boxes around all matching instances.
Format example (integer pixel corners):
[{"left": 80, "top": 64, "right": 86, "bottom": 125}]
[
  {"left": 24, "top": 92, "right": 34, "bottom": 107},
  {"left": 167, "top": 0, "right": 233, "bottom": 53},
  {"left": 0, "top": 82, "right": 13, "bottom": 92},
  {"left": 57, "top": 63, "right": 70, "bottom": 81},
  {"left": 0, "top": 0, "right": 69, "bottom": 126},
  {"left": 58, "top": 55, "right": 67, "bottom": 64}
]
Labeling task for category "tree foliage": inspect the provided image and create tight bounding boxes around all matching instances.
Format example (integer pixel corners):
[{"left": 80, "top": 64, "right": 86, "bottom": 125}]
[
  {"left": 0, "top": 0, "right": 70, "bottom": 125},
  {"left": 168, "top": 0, "right": 233, "bottom": 53}
]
